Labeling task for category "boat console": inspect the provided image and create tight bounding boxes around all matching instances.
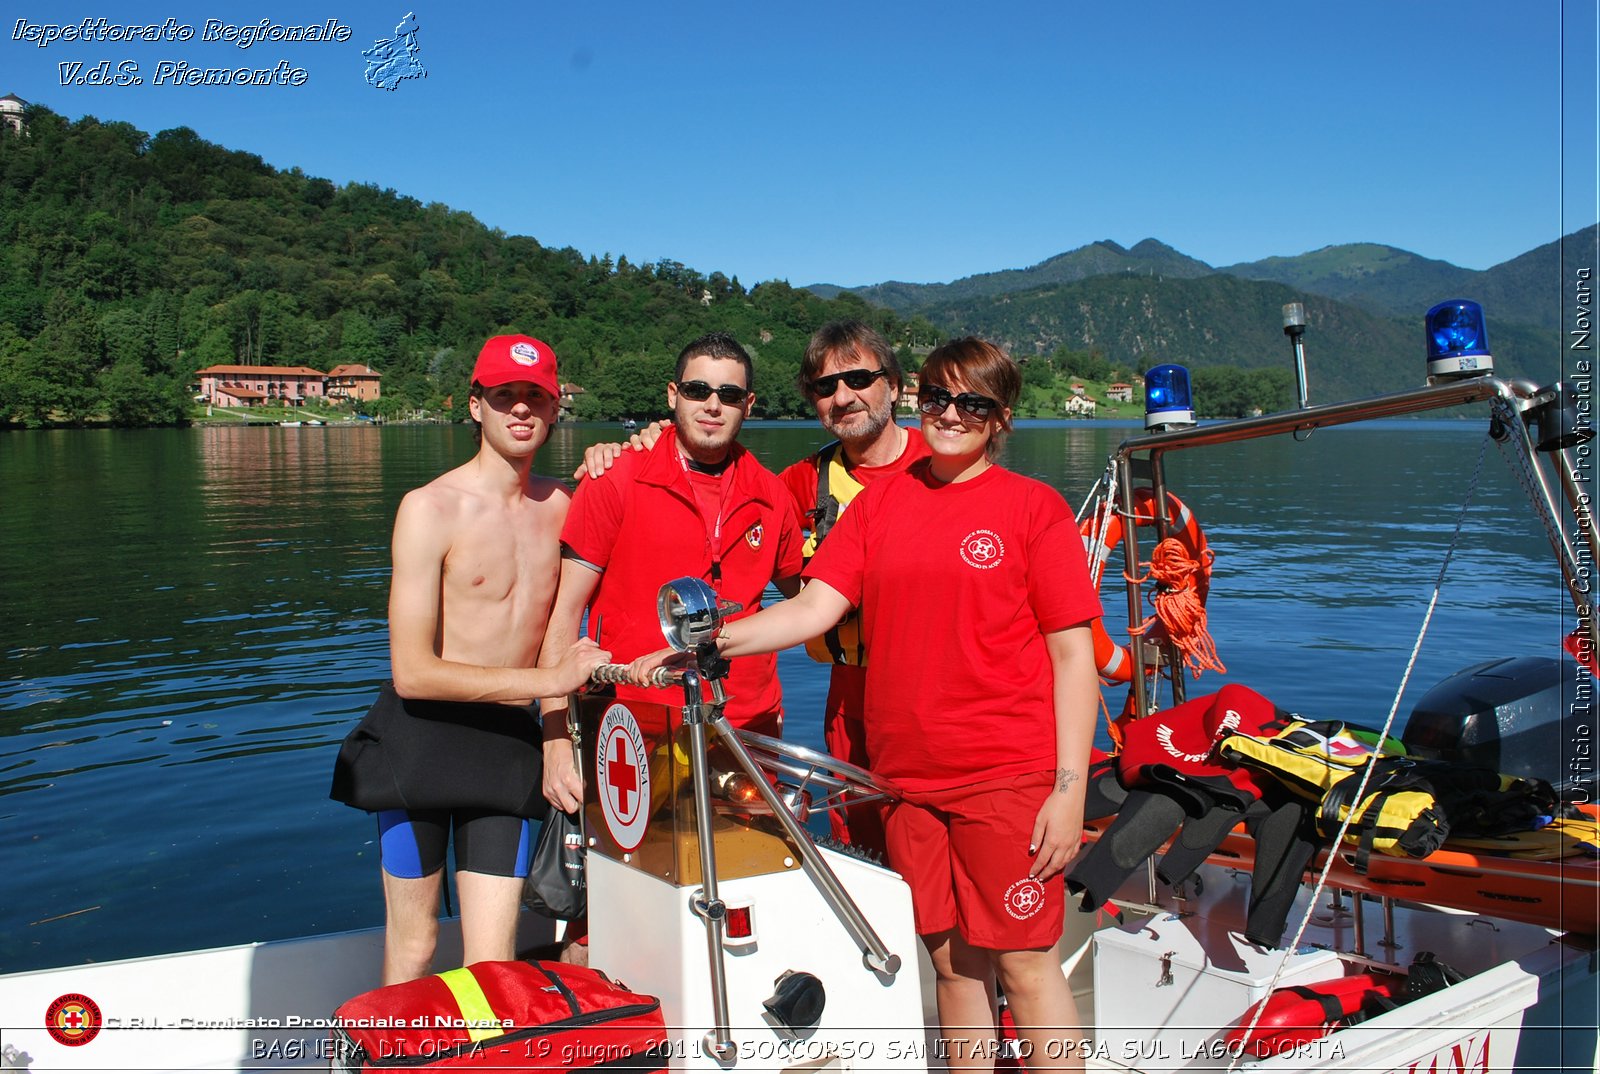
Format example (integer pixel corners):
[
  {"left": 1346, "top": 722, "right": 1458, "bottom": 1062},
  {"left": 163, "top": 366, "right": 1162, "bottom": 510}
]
[{"left": 579, "top": 577, "right": 930, "bottom": 1070}]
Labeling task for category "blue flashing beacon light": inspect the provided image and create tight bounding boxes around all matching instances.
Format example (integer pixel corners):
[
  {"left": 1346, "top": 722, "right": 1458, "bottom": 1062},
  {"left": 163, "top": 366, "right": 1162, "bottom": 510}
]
[
  {"left": 1425, "top": 299, "right": 1494, "bottom": 381},
  {"left": 1144, "top": 364, "right": 1194, "bottom": 430}
]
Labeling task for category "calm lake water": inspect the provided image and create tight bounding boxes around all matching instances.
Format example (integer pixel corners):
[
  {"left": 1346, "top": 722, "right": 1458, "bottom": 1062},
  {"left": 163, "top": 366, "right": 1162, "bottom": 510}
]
[{"left": 0, "top": 418, "right": 1583, "bottom": 973}]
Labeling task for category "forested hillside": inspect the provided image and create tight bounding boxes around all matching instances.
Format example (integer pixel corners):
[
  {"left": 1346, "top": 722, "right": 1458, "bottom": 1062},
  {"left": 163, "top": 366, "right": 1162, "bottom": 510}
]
[
  {"left": 5, "top": 106, "right": 1566, "bottom": 429},
  {"left": 811, "top": 230, "right": 1579, "bottom": 398},
  {"left": 0, "top": 108, "right": 940, "bottom": 426},
  {"left": 1220, "top": 226, "right": 1596, "bottom": 332}
]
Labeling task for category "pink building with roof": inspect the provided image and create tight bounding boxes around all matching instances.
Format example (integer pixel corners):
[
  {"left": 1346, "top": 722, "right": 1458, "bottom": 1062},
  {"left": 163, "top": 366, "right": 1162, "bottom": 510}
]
[
  {"left": 326, "top": 364, "right": 383, "bottom": 403},
  {"left": 197, "top": 365, "right": 328, "bottom": 408}
]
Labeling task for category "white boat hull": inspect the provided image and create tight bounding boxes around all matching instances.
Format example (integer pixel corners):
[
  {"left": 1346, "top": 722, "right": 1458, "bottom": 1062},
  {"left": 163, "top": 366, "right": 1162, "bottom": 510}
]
[{"left": 2, "top": 863, "right": 1593, "bottom": 1074}]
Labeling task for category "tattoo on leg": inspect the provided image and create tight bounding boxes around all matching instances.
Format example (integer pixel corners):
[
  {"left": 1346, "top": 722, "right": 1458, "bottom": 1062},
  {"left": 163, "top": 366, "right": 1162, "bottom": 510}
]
[{"left": 1055, "top": 768, "right": 1081, "bottom": 793}]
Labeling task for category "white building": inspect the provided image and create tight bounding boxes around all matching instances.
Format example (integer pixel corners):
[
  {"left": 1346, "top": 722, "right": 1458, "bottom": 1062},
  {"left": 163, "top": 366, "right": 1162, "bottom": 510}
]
[{"left": 0, "top": 94, "right": 27, "bottom": 135}]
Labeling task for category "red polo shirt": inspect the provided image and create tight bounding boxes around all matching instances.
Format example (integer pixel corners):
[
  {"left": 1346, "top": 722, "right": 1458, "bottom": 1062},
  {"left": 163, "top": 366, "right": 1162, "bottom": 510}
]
[{"left": 562, "top": 427, "right": 803, "bottom": 735}]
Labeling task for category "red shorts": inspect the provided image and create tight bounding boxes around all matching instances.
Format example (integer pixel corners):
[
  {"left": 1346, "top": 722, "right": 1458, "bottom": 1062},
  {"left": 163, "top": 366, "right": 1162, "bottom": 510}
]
[{"left": 885, "top": 770, "right": 1063, "bottom": 950}]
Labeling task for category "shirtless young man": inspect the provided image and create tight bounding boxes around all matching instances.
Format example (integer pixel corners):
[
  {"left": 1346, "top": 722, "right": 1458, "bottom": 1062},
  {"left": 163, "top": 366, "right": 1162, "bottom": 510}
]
[{"left": 332, "top": 335, "right": 607, "bottom": 985}]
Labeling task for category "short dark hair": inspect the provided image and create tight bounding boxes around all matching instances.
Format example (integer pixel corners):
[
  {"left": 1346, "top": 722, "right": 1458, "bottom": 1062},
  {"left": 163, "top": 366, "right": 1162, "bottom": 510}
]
[
  {"left": 798, "top": 321, "right": 903, "bottom": 399},
  {"left": 675, "top": 332, "right": 753, "bottom": 389},
  {"left": 919, "top": 336, "right": 1020, "bottom": 458}
]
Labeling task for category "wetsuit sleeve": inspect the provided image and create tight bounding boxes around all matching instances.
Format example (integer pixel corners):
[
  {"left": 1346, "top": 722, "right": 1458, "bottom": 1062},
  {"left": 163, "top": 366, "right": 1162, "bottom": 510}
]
[
  {"left": 1065, "top": 788, "right": 1188, "bottom": 912},
  {"left": 560, "top": 468, "right": 627, "bottom": 572},
  {"left": 1027, "top": 493, "right": 1101, "bottom": 632}
]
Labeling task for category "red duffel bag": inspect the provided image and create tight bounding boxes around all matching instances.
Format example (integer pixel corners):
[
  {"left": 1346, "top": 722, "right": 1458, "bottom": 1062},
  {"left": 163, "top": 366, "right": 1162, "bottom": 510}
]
[{"left": 330, "top": 960, "right": 668, "bottom": 1072}]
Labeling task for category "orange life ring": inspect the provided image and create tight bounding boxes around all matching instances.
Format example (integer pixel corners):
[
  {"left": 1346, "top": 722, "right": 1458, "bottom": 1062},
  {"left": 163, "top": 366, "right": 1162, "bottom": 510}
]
[{"left": 1079, "top": 489, "right": 1212, "bottom": 683}]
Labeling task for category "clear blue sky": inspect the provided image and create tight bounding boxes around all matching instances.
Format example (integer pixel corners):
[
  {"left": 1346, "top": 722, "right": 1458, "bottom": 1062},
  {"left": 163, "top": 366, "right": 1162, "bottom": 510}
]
[{"left": 3, "top": 1, "right": 1595, "bottom": 287}]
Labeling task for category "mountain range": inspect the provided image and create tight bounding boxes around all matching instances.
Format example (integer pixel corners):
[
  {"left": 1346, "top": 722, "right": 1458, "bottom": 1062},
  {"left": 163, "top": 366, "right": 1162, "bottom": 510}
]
[{"left": 805, "top": 227, "right": 1594, "bottom": 397}]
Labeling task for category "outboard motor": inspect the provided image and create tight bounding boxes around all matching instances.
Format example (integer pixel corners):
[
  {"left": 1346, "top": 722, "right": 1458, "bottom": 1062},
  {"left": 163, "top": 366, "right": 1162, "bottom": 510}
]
[{"left": 1402, "top": 657, "right": 1595, "bottom": 800}]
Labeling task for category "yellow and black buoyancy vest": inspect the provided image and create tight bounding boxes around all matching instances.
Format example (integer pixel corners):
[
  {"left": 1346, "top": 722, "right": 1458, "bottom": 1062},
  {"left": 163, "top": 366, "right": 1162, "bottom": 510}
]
[
  {"left": 803, "top": 442, "right": 867, "bottom": 666},
  {"left": 1219, "top": 719, "right": 1567, "bottom": 872}
]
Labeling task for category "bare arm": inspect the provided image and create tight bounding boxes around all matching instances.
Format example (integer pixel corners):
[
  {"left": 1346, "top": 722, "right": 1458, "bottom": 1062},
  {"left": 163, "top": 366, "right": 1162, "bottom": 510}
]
[
  {"left": 572, "top": 420, "right": 666, "bottom": 481},
  {"left": 1028, "top": 624, "right": 1099, "bottom": 880},
  {"left": 537, "top": 557, "right": 604, "bottom": 812},
  {"left": 387, "top": 494, "right": 606, "bottom": 704},
  {"left": 626, "top": 580, "right": 851, "bottom": 683},
  {"left": 721, "top": 578, "right": 850, "bottom": 656}
]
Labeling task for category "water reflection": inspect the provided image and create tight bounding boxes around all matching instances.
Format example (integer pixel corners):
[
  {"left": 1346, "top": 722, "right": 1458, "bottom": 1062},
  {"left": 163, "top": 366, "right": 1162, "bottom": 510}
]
[{"left": 0, "top": 419, "right": 1579, "bottom": 973}]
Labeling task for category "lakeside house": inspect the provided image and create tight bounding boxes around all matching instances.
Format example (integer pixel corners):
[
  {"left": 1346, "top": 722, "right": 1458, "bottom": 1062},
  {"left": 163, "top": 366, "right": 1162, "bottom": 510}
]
[
  {"left": 326, "top": 364, "right": 383, "bottom": 403},
  {"left": 894, "top": 371, "right": 922, "bottom": 414},
  {"left": 0, "top": 94, "right": 26, "bottom": 135},
  {"left": 324, "top": 368, "right": 384, "bottom": 404},
  {"left": 1064, "top": 394, "right": 1098, "bottom": 416},
  {"left": 559, "top": 382, "right": 585, "bottom": 419},
  {"left": 197, "top": 364, "right": 336, "bottom": 408},
  {"left": 1105, "top": 382, "right": 1134, "bottom": 403}
]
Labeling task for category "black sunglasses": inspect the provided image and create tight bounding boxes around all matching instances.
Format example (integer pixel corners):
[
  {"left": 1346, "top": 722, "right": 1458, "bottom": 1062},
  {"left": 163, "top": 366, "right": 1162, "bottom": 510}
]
[
  {"left": 676, "top": 380, "right": 750, "bottom": 406},
  {"left": 917, "top": 385, "right": 998, "bottom": 422},
  {"left": 809, "top": 367, "right": 887, "bottom": 398}
]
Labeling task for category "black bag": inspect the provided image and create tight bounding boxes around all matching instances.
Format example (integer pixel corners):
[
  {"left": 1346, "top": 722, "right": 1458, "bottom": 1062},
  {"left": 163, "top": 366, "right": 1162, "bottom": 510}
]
[
  {"left": 523, "top": 810, "right": 587, "bottom": 920},
  {"left": 329, "top": 684, "right": 548, "bottom": 818}
]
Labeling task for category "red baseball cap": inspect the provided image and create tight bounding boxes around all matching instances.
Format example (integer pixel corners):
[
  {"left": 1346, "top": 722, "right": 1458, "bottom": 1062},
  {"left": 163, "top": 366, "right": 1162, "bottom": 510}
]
[{"left": 472, "top": 335, "right": 559, "bottom": 396}]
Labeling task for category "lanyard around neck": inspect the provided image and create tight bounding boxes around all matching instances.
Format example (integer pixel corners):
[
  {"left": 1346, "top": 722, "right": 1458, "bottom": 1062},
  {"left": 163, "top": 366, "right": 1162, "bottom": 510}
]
[{"left": 678, "top": 446, "right": 730, "bottom": 583}]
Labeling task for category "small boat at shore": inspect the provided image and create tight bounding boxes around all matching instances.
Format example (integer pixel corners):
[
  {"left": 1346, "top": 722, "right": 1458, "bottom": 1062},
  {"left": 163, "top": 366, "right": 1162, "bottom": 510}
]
[{"left": 3, "top": 301, "right": 1595, "bottom": 1072}]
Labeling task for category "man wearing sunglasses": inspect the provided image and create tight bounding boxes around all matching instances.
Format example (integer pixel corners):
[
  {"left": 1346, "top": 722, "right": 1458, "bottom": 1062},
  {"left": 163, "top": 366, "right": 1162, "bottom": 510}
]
[
  {"left": 773, "top": 321, "right": 928, "bottom": 855},
  {"left": 576, "top": 321, "right": 927, "bottom": 855},
  {"left": 540, "top": 330, "right": 804, "bottom": 809}
]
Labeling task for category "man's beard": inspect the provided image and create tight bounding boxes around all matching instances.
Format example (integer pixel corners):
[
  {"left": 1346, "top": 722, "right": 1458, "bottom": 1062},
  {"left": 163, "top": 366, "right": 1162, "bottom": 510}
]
[{"left": 821, "top": 399, "right": 892, "bottom": 444}]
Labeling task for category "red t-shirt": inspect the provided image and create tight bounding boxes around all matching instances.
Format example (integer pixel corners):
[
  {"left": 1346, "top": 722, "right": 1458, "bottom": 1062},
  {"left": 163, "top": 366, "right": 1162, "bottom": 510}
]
[
  {"left": 562, "top": 428, "right": 804, "bottom": 734},
  {"left": 778, "top": 429, "right": 932, "bottom": 729},
  {"left": 804, "top": 462, "right": 1101, "bottom": 793}
]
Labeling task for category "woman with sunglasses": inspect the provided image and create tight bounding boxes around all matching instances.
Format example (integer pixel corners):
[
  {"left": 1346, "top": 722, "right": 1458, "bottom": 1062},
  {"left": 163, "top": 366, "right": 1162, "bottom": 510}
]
[{"left": 631, "top": 337, "right": 1101, "bottom": 1069}]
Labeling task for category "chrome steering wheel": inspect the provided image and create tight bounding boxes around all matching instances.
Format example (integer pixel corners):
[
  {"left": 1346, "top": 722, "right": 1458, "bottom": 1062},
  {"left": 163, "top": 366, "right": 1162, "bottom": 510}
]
[{"left": 732, "top": 729, "right": 902, "bottom": 816}]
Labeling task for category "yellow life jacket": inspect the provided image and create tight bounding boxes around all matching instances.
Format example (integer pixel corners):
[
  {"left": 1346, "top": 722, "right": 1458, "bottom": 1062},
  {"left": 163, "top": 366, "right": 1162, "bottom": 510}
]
[
  {"left": 802, "top": 442, "right": 867, "bottom": 666},
  {"left": 1219, "top": 720, "right": 1446, "bottom": 870},
  {"left": 1220, "top": 719, "right": 1565, "bottom": 872}
]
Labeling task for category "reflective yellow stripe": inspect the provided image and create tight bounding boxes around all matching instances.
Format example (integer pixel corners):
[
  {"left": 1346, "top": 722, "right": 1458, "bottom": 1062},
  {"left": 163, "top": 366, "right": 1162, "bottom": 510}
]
[{"left": 437, "top": 966, "right": 499, "bottom": 1043}]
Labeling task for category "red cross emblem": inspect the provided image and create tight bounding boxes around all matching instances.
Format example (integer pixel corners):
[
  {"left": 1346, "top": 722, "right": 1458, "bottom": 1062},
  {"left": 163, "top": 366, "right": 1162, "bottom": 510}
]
[
  {"left": 606, "top": 734, "right": 638, "bottom": 820},
  {"left": 596, "top": 704, "right": 651, "bottom": 851},
  {"left": 1003, "top": 878, "right": 1046, "bottom": 921},
  {"left": 960, "top": 528, "right": 1006, "bottom": 569},
  {"left": 46, "top": 993, "right": 102, "bottom": 1047}
]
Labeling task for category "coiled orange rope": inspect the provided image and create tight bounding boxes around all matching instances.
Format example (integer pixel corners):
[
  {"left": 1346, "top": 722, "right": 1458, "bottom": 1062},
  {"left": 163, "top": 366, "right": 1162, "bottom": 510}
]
[{"left": 1132, "top": 536, "right": 1225, "bottom": 678}]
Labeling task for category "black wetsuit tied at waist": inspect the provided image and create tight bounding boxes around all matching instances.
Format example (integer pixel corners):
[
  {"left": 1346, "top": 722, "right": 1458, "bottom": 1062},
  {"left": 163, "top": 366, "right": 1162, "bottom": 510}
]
[{"left": 329, "top": 684, "right": 547, "bottom": 819}]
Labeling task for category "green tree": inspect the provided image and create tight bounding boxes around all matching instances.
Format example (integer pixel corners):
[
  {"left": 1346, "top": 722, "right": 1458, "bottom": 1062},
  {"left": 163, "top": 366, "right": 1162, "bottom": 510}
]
[
  {"left": 1192, "top": 365, "right": 1292, "bottom": 418},
  {"left": 591, "top": 352, "right": 675, "bottom": 421},
  {"left": 25, "top": 292, "right": 103, "bottom": 423},
  {"left": 99, "top": 361, "right": 186, "bottom": 426}
]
